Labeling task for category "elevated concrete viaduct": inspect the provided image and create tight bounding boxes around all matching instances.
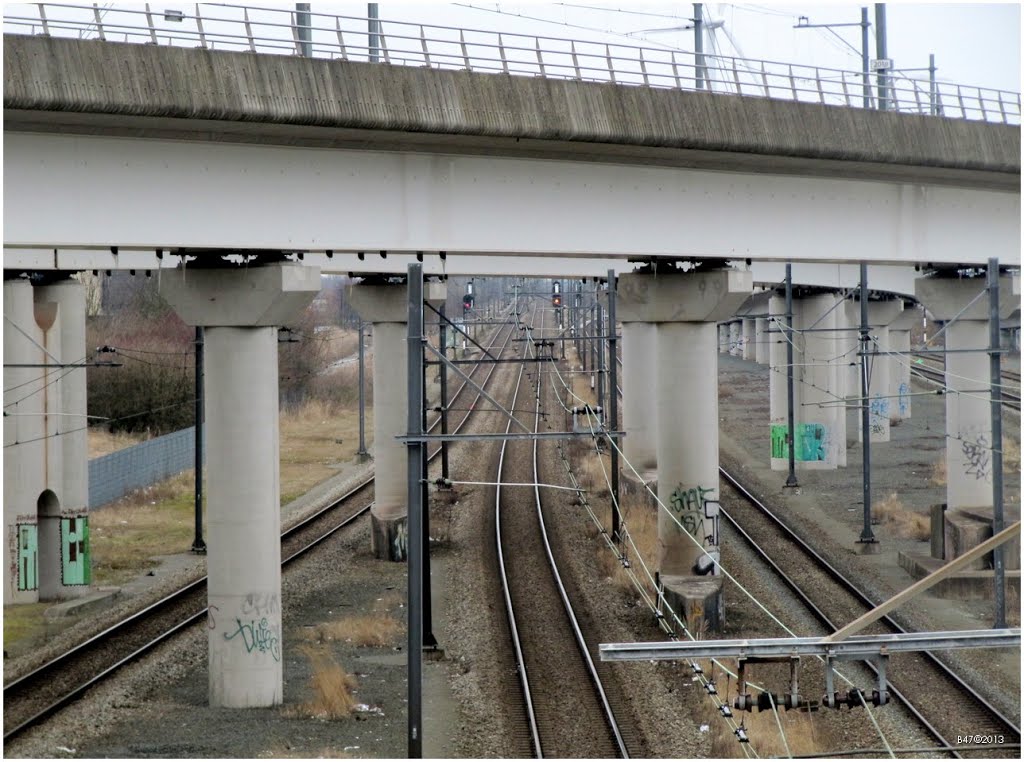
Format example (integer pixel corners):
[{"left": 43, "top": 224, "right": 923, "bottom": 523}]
[{"left": 4, "top": 23, "right": 1019, "bottom": 668}]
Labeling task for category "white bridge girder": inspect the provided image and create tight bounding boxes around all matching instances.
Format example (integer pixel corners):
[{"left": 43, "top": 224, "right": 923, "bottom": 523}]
[{"left": 3, "top": 131, "right": 1020, "bottom": 269}]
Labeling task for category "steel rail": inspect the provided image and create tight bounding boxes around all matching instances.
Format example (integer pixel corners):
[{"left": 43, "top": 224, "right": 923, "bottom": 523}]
[
  {"left": 718, "top": 467, "right": 1022, "bottom": 758},
  {"left": 3, "top": 309, "right": 520, "bottom": 744}
]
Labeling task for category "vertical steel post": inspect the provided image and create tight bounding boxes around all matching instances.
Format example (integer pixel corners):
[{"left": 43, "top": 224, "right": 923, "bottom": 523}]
[
  {"left": 929, "top": 53, "right": 937, "bottom": 115},
  {"left": 421, "top": 315, "right": 436, "bottom": 650},
  {"left": 192, "top": 326, "right": 206, "bottom": 554},
  {"left": 295, "top": 3, "right": 312, "bottom": 57},
  {"left": 590, "top": 299, "right": 597, "bottom": 381},
  {"left": 875, "top": 3, "right": 888, "bottom": 111},
  {"left": 784, "top": 264, "right": 799, "bottom": 487},
  {"left": 858, "top": 263, "right": 876, "bottom": 544},
  {"left": 439, "top": 304, "right": 449, "bottom": 482},
  {"left": 607, "top": 270, "right": 621, "bottom": 543},
  {"left": 597, "top": 299, "right": 606, "bottom": 420},
  {"left": 694, "top": 3, "right": 705, "bottom": 89},
  {"left": 368, "top": 2, "right": 380, "bottom": 62},
  {"left": 861, "top": 7, "right": 870, "bottom": 108},
  {"left": 406, "top": 264, "right": 424, "bottom": 758},
  {"left": 988, "top": 258, "right": 1006, "bottom": 628},
  {"left": 357, "top": 321, "right": 369, "bottom": 459}
]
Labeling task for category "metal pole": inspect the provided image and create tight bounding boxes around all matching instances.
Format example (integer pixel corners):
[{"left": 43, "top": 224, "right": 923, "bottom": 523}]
[
  {"left": 191, "top": 326, "right": 206, "bottom": 554},
  {"left": 439, "top": 304, "right": 449, "bottom": 482},
  {"left": 607, "top": 270, "right": 621, "bottom": 543},
  {"left": 861, "top": 7, "right": 870, "bottom": 109},
  {"left": 694, "top": 3, "right": 705, "bottom": 90},
  {"left": 406, "top": 263, "right": 424, "bottom": 758},
  {"left": 858, "top": 263, "right": 876, "bottom": 544},
  {"left": 784, "top": 264, "right": 798, "bottom": 488},
  {"left": 597, "top": 299, "right": 606, "bottom": 418},
  {"left": 988, "top": 258, "right": 1006, "bottom": 628},
  {"left": 421, "top": 317, "right": 437, "bottom": 650},
  {"left": 875, "top": 3, "right": 888, "bottom": 111},
  {"left": 368, "top": 2, "right": 379, "bottom": 63},
  {"left": 929, "top": 53, "right": 937, "bottom": 115},
  {"left": 357, "top": 322, "right": 369, "bottom": 459},
  {"left": 295, "top": 3, "right": 312, "bottom": 57}
]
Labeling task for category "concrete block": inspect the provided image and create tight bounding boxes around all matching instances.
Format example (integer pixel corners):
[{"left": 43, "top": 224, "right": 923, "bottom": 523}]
[
  {"left": 954, "top": 507, "right": 1021, "bottom": 570},
  {"left": 916, "top": 273, "right": 1020, "bottom": 321},
  {"left": 943, "top": 510, "right": 993, "bottom": 570},
  {"left": 619, "top": 469, "right": 658, "bottom": 512},
  {"left": 661, "top": 574, "right": 724, "bottom": 634},
  {"left": 617, "top": 270, "right": 753, "bottom": 324},
  {"left": 898, "top": 551, "right": 1021, "bottom": 600}
]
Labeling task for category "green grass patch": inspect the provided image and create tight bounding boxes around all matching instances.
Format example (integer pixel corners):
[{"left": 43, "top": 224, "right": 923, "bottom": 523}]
[{"left": 3, "top": 602, "right": 53, "bottom": 654}]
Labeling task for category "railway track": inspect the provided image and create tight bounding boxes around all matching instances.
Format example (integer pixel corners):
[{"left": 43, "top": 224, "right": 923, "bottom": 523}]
[
  {"left": 495, "top": 307, "right": 630, "bottom": 758},
  {"left": 910, "top": 352, "right": 1021, "bottom": 411},
  {"left": 718, "top": 470, "right": 1021, "bottom": 759},
  {"left": 3, "top": 310, "right": 520, "bottom": 746}
]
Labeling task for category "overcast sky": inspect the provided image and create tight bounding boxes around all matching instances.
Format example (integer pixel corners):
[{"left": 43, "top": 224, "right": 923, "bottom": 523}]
[{"left": 355, "top": 1, "right": 1021, "bottom": 93}]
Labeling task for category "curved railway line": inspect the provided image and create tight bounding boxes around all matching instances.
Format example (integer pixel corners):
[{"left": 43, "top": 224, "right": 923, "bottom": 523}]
[
  {"left": 910, "top": 352, "right": 1021, "bottom": 411},
  {"left": 3, "top": 310, "right": 520, "bottom": 745},
  {"left": 494, "top": 306, "right": 631, "bottom": 759},
  {"left": 717, "top": 471, "right": 1021, "bottom": 758}
]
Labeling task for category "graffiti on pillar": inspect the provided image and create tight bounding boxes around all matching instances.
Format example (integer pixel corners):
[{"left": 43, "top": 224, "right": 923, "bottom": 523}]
[
  {"left": 241, "top": 592, "right": 280, "bottom": 618},
  {"left": 668, "top": 484, "right": 720, "bottom": 576},
  {"left": 224, "top": 616, "right": 282, "bottom": 662},
  {"left": 393, "top": 521, "right": 408, "bottom": 561},
  {"left": 869, "top": 397, "right": 890, "bottom": 436},
  {"left": 897, "top": 382, "right": 910, "bottom": 417},
  {"left": 770, "top": 423, "right": 828, "bottom": 461},
  {"left": 770, "top": 424, "right": 788, "bottom": 459},
  {"left": 961, "top": 429, "right": 992, "bottom": 482},
  {"left": 15, "top": 523, "right": 38, "bottom": 591},
  {"left": 60, "top": 516, "right": 91, "bottom": 586}
]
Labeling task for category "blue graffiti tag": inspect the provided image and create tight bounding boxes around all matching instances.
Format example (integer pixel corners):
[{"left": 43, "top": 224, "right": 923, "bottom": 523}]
[
  {"left": 897, "top": 382, "right": 910, "bottom": 416},
  {"left": 224, "top": 617, "right": 281, "bottom": 662}
]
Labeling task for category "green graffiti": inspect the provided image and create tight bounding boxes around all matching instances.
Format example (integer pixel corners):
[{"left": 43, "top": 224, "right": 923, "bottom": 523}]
[
  {"left": 61, "top": 516, "right": 91, "bottom": 586},
  {"left": 17, "top": 524, "right": 38, "bottom": 591},
  {"left": 771, "top": 423, "right": 828, "bottom": 462},
  {"left": 770, "top": 424, "right": 788, "bottom": 459}
]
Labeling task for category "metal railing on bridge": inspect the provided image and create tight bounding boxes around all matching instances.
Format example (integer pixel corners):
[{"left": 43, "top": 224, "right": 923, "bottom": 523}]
[{"left": 4, "top": 2, "right": 1020, "bottom": 125}]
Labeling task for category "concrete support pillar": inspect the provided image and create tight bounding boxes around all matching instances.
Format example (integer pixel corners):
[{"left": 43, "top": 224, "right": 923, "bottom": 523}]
[
  {"left": 768, "top": 294, "right": 796, "bottom": 471},
  {"left": 916, "top": 274, "right": 1019, "bottom": 513},
  {"left": 888, "top": 304, "right": 919, "bottom": 423},
  {"left": 729, "top": 321, "right": 742, "bottom": 356},
  {"left": 621, "top": 321, "right": 657, "bottom": 479},
  {"left": 35, "top": 278, "right": 91, "bottom": 598},
  {"left": 618, "top": 269, "right": 752, "bottom": 633},
  {"left": 754, "top": 317, "right": 769, "bottom": 365},
  {"left": 718, "top": 324, "right": 728, "bottom": 354},
  {"left": 742, "top": 318, "right": 756, "bottom": 361},
  {"left": 841, "top": 298, "right": 860, "bottom": 400},
  {"left": 856, "top": 300, "right": 903, "bottom": 444},
  {"left": 796, "top": 294, "right": 845, "bottom": 469},
  {"left": 349, "top": 283, "right": 410, "bottom": 561},
  {"left": 4, "top": 278, "right": 44, "bottom": 603},
  {"left": 160, "top": 263, "right": 319, "bottom": 709}
]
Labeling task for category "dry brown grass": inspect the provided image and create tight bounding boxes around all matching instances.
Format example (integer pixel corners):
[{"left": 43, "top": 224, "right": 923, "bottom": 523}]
[
  {"left": 289, "top": 645, "right": 359, "bottom": 720},
  {"left": 279, "top": 397, "right": 372, "bottom": 505},
  {"left": 88, "top": 427, "right": 147, "bottom": 458},
  {"left": 931, "top": 452, "right": 948, "bottom": 486},
  {"left": 872, "top": 492, "right": 930, "bottom": 541},
  {"left": 1002, "top": 436, "right": 1021, "bottom": 471},
  {"left": 297, "top": 614, "right": 402, "bottom": 647},
  {"left": 596, "top": 492, "right": 660, "bottom": 603}
]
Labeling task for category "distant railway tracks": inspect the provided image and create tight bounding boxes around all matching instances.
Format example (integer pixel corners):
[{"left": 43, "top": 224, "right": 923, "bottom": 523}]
[
  {"left": 910, "top": 352, "right": 1021, "bottom": 412},
  {"left": 495, "top": 308, "right": 632, "bottom": 758},
  {"left": 3, "top": 312, "right": 520, "bottom": 746},
  {"left": 718, "top": 470, "right": 1021, "bottom": 759}
]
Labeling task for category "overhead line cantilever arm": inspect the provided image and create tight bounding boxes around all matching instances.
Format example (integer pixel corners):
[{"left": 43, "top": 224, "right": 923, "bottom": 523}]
[
  {"left": 422, "top": 341, "right": 533, "bottom": 436},
  {"left": 425, "top": 302, "right": 499, "bottom": 363}
]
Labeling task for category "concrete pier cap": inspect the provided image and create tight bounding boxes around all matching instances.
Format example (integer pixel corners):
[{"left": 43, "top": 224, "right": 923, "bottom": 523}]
[
  {"left": 618, "top": 267, "right": 753, "bottom": 633},
  {"left": 159, "top": 261, "right": 320, "bottom": 709}
]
